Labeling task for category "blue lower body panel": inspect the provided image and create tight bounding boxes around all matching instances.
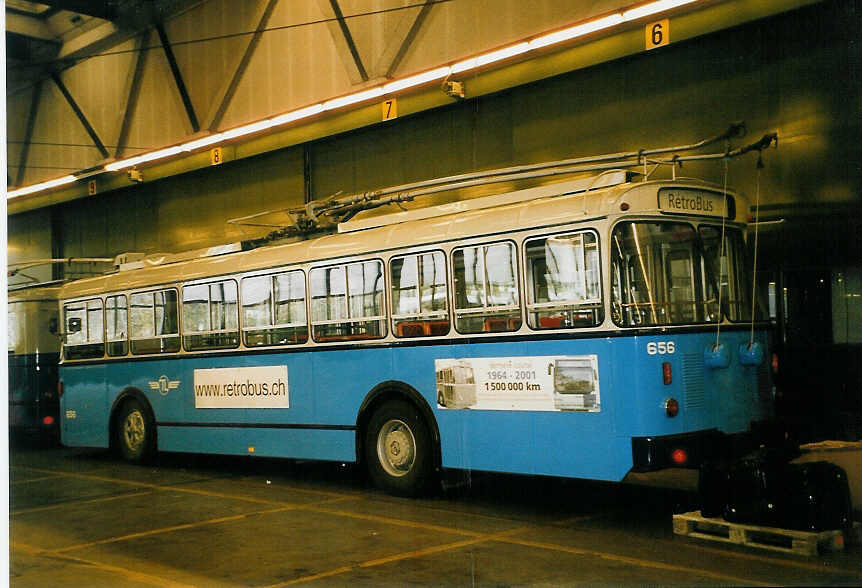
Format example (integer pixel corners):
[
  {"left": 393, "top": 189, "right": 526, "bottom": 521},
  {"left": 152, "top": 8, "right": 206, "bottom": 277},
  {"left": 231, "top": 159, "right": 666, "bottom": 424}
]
[
  {"left": 59, "top": 326, "right": 772, "bottom": 484},
  {"left": 157, "top": 425, "right": 355, "bottom": 462}
]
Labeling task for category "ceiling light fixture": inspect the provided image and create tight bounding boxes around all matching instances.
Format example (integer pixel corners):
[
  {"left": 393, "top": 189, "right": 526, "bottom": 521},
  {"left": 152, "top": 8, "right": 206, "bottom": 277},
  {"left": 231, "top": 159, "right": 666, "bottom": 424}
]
[
  {"left": 7, "top": 175, "right": 77, "bottom": 198},
  {"left": 382, "top": 66, "right": 452, "bottom": 94},
  {"left": 323, "top": 87, "right": 385, "bottom": 111},
  {"left": 622, "top": 0, "right": 698, "bottom": 21}
]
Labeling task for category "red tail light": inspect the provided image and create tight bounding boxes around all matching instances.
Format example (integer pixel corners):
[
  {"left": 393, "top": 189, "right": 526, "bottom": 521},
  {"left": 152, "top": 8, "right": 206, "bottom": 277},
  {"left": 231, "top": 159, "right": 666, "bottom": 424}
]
[
  {"left": 665, "top": 398, "right": 679, "bottom": 418},
  {"left": 43, "top": 416, "right": 55, "bottom": 426},
  {"left": 771, "top": 353, "right": 779, "bottom": 375},
  {"left": 671, "top": 448, "right": 688, "bottom": 466},
  {"left": 662, "top": 362, "right": 672, "bottom": 385}
]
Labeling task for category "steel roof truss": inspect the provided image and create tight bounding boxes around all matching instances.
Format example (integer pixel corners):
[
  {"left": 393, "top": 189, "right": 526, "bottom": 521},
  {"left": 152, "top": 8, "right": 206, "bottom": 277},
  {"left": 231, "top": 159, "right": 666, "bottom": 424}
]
[
  {"left": 155, "top": 21, "right": 200, "bottom": 133},
  {"left": 114, "top": 30, "right": 150, "bottom": 159},
  {"left": 50, "top": 71, "right": 109, "bottom": 159},
  {"left": 205, "top": 0, "right": 280, "bottom": 131}
]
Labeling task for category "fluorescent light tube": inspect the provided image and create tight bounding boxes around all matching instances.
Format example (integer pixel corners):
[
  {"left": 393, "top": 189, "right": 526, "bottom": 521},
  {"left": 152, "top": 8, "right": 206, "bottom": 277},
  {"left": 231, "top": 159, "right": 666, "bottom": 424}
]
[
  {"left": 383, "top": 67, "right": 451, "bottom": 94},
  {"left": 7, "top": 175, "right": 76, "bottom": 198},
  {"left": 271, "top": 104, "right": 325, "bottom": 126},
  {"left": 323, "top": 88, "right": 385, "bottom": 111}
]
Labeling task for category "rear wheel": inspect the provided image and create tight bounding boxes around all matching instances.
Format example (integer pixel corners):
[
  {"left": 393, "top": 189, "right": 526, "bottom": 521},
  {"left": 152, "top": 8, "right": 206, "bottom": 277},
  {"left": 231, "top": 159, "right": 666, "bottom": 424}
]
[
  {"left": 117, "top": 398, "right": 155, "bottom": 462},
  {"left": 365, "top": 400, "right": 434, "bottom": 496}
]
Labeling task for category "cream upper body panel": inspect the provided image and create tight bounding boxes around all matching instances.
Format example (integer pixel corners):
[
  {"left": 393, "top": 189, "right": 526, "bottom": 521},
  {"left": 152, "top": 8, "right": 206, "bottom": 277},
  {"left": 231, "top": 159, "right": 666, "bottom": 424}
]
[
  {"left": 58, "top": 177, "right": 744, "bottom": 301},
  {"left": 8, "top": 285, "right": 62, "bottom": 304}
]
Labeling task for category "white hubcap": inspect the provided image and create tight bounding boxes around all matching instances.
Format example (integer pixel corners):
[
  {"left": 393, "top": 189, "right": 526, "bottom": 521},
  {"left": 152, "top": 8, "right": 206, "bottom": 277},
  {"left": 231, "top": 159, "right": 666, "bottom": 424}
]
[
  {"left": 377, "top": 419, "right": 416, "bottom": 477},
  {"left": 123, "top": 410, "right": 145, "bottom": 452}
]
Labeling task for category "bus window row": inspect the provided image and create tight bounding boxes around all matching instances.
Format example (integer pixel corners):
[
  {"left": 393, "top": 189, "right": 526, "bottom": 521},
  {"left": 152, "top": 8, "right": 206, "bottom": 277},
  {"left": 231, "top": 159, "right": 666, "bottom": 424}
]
[{"left": 62, "top": 229, "right": 604, "bottom": 359}]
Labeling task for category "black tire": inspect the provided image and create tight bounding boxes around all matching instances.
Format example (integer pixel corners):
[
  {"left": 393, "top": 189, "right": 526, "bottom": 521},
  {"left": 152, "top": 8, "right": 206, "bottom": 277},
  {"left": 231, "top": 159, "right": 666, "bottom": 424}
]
[
  {"left": 364, "top": 400, "right": 434, "bottom": 497},
  {"left": 116, "top": 398, "right": 155, "bottom": 462}
]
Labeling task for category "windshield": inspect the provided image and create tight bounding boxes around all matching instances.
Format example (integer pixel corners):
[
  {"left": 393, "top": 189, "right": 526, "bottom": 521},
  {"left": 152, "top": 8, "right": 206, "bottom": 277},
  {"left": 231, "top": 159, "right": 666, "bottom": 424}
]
[{"left": 611, "top": 221, "right": 755, "bottom": 326}]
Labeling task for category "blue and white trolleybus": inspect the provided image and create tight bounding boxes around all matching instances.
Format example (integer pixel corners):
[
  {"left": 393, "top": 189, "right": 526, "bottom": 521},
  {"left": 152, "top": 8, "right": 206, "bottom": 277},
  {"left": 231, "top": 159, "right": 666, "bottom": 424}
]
[{"left": 57, "top": 127, "right": 777, "bottom": 495}]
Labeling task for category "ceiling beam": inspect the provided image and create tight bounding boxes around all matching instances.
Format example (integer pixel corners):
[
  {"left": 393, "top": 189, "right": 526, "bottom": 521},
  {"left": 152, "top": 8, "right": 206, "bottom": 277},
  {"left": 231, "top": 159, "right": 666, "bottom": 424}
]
[
  {"left": 15, "top": 81, "right": 45, "bottom": 187},
  {"left": 155, "top": 21, "right": 200, "bottom": 133},
  {"left": 57, "top": 19, "right": 126, "bottom": 61},
  {"left": 114, "top": 31, "right": 150, "bottom": 158},
  {"left": 37, "top": 0, "right": 118, "bottom": 20},
  {"left": 204, "top": 0, "right": 280, "bottom": 131},
  {"left": 51, "top": 71, "right": 110, "bottom": 159},
  {"left": 384, "top": 0, "right": 434, "bottom": 79},
  {"left": 328, "top": 0, "right": 369, "bottom": 82},
  {"left": 6, "top": 12, "right": 56, "bottom": 40}
]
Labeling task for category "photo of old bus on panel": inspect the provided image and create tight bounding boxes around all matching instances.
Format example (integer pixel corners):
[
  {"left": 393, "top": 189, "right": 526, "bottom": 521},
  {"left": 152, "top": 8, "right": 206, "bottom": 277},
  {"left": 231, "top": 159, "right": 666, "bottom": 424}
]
[
  {"left": 435, "top": 360, "right": 477, "bottom": 409},
  {"left": 550, "top": 356, "right": 599, "bottom": 411}
]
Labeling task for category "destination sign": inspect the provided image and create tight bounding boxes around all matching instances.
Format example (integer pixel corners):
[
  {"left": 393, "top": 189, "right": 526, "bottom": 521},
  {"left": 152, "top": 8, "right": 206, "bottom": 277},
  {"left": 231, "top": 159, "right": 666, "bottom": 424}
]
[{"left": 658, "top": 188, "right": 731, "bottom": 219}]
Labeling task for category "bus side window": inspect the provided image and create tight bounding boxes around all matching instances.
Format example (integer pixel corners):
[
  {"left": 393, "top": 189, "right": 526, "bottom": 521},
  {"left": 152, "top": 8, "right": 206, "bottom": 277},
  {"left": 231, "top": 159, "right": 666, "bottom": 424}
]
[
  {"left": 452, "top": 242, "right": 521, "bottom": 334},
  {"left": 130, "top": 289, "right": 180, "bottom": 354},
  {"left": 524, "top": 232, "right": 603, "bottom": 329},
  {"left": 182, "top": 280, "right": 240, "bottom": 351},
  {"left": 310, "top": 260, "right": 386, "bottom": 342},
  {"left": 63, "top": 299, "right": 104, "bottom": 360},
  {"left": 105, "top": 294, "right": 128, "bottom": 356},
  {"left": 241, "top": 270, "right": 308, "bottom": 346},
  {"left": 390, "top": 251, "right": 449, "bottom": 338}
]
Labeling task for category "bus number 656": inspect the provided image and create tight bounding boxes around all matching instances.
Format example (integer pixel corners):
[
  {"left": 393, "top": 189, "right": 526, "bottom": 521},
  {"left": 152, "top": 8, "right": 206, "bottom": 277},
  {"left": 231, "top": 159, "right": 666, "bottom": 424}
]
[{"left": 646, "top": 341, "right": 675, "bottom": 355}]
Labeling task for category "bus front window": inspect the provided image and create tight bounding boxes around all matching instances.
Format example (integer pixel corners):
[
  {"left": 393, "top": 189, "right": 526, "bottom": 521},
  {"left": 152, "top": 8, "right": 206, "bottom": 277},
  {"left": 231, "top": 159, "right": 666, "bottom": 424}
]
[
  {"left": 699, "top": 225, "right": 751, "bottom": 322},
  {"left": 611, "top": 221, "right": 752, "bottom": 326}
]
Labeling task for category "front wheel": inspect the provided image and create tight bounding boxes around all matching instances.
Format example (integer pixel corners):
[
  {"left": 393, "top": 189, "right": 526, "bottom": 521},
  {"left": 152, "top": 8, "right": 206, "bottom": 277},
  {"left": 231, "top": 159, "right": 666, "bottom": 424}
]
[
  {"left": 116, "top": 398, "right": 155, "bottom": 462},
  {"left": 365, "top": 400, "right": 434, "bottom": 496}
]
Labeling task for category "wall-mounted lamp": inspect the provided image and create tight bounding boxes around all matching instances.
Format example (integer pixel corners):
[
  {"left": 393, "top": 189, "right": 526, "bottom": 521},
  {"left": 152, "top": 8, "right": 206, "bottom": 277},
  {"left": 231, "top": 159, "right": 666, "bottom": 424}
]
[{"left": 443, "top": 80, "right": 465, "bottom": 99}]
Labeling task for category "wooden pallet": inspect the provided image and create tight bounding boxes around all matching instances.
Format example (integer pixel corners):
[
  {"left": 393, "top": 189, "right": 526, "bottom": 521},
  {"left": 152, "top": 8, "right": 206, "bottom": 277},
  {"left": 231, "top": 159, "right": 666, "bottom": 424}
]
[{"left": 673, "top": 511, "right": 859, "bottom": 556}]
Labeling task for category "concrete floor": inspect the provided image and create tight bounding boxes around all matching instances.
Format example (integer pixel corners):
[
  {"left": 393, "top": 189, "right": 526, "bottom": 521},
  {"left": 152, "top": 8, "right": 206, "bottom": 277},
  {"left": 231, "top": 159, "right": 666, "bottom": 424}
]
[{"left": 9, "top": 444, "right": 862, "bottom": 587}]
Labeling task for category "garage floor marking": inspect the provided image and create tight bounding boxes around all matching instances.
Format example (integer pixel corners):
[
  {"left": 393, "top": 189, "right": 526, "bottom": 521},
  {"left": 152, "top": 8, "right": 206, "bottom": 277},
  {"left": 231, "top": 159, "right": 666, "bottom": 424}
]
[
  {"left": 12, "top": 541, "right": 195, "bottom": 588},
  {"left": 49, "top": 506, "right": 298, "bottom": 554},
  {"left": 11, "top": 490, "right": 156, "bottom": 516},
  {"left": 305, "top": 503, "right": 491, "bottom": 538},
  {"left": 19, "top": 466, "right": 352, "bottom": 506},
  {"left": 267, "top": 528, "right": 526, "bottom": 587},
  {"left": 500, "top": 536, "right": 773, "bottom": 586},
  {"left": 681, "top": 541, "right": 862, "bottom": 578},
  {"left": 11, "top": 473, "right": 74, "bottom": 485}
]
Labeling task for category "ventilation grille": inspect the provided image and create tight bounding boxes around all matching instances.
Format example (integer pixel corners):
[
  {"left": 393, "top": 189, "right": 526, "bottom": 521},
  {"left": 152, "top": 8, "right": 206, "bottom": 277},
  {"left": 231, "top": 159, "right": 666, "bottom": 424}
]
[{"left": 683, "top": 353, "right": 705, "bottom": 409}]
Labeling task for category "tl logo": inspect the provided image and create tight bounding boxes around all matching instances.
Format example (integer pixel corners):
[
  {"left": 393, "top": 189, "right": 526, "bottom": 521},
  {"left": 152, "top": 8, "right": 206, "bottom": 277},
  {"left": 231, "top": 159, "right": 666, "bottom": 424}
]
[{"left": 149, "top": 375, "right": 180, "bottom": 396}]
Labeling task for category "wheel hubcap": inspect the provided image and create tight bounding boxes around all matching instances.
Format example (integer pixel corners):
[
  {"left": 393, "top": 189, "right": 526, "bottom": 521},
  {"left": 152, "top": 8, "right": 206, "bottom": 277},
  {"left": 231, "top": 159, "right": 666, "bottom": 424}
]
[
  {"left": 123, "top": 410, "right": 145, "bottom": 453},
  {"left": 377, "top": 419, "right": 415, "bottom": 477}
]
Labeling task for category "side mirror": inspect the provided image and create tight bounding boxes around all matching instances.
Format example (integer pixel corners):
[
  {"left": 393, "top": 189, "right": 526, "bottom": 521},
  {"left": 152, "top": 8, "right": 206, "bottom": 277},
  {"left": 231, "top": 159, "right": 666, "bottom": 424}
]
[{"left": 67, "top": 317, "right": 82, "bottom": 334}]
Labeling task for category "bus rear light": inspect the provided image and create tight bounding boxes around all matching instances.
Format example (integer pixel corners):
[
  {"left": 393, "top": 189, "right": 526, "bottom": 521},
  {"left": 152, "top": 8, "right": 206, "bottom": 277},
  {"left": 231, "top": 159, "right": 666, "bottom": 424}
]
[
  {"left": 58, "top": 381, "right": 64, "bottom": 397},
  {"left": 662, "top": 362, "right": 672, "bottom": 385},
  {"left": 665, "top": 398, "right": 679, "bottom": 418},
  {"left": 670, "top": 448, "right": 688, "bottom": 466},
  {"left": 43, "top": 416, "right": 55, "bottom": 426},
  {"left": 771, "top": 353, "right": 779, "bottom": 375}
]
